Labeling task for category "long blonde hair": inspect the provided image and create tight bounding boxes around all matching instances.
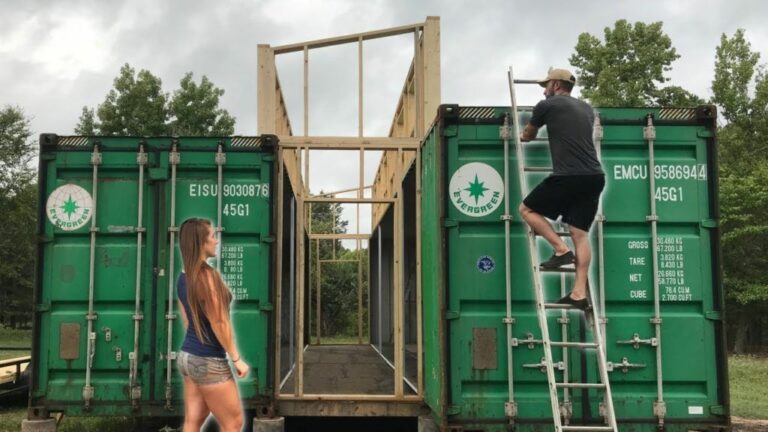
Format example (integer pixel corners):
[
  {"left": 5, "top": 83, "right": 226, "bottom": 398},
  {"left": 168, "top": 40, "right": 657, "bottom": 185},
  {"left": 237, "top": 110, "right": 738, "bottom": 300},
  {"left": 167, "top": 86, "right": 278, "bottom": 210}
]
[{"left": 179, "top": 218, "right": 232, "bottom": 344}]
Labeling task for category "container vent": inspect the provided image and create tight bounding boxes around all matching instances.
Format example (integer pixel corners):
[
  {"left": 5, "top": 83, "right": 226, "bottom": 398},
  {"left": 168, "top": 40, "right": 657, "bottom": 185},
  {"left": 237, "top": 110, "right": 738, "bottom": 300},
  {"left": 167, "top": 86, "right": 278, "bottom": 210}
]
[
  {"left": 459, "top": 107, "right": 497, "bottom": 119},
  {"left": 231, "top": 136, "right": 263, "bottom": 148},
  {"left": 658, "top": 108, "right": 697, "bottom": 121},
  {"left": 58, "top": 136, "right": 90, "bottom": 147}
]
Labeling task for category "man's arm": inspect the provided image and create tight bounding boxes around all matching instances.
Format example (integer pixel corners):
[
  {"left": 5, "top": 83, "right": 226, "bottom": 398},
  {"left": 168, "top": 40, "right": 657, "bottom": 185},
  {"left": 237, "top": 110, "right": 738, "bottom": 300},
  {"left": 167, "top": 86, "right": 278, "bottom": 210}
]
[{"left": 520, "top": 124, "right": 539, "bottom": 142}]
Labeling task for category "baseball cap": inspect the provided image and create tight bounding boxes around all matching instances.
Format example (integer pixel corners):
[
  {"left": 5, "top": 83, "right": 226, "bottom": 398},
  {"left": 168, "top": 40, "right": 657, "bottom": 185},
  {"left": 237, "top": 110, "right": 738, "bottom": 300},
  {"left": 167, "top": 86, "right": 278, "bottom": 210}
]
[{"left": 537, "top": 68, "right": 576, "bottom": 87}]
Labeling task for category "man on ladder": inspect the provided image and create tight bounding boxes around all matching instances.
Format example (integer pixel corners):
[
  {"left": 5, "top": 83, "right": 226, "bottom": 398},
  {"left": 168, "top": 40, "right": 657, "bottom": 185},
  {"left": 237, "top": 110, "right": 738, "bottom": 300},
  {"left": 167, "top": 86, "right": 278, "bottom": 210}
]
[{"left": 518, "top": 67, "right": 605, "bottom": 310}]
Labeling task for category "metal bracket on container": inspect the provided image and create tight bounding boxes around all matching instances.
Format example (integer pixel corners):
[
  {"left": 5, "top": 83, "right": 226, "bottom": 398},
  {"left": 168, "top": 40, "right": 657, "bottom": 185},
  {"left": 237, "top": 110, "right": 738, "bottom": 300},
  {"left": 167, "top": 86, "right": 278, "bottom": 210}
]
[
  {"left": 499, "top": 125, "right": 512, "bottom": 140},
  {"left": 607, "top": 357, "right": 646, "bottom": 373},
  {"left": 646, "top": 215, "right": 659, "bottom": 222},
  {"left": 511, "top": 332, "right": 542, "bottom": 349},
  {"left": 131, "top": 385, "right": 142, "bottom": 402},
  {"left": 168, "top": 351, "right": 177, "bottom": 360},
  {"left": 91, "top": 151, "right": 102, "bottom": 165},
  {"left": 500, "top": 214, "right": 513, "bottom": 221},
  {"left": 643, "top": 125, "right": 656, "bottom": 140},
  {"left": 593, "top": 124, "right": 604, "bottom": 141},
  {"left": 215, "top": 151, "right": 226, "bottom": 165},
  {"left": 502, "top": 317, "right": 515, "bottom": 325},
  {"left": 650, "top": 317, "right": 663, "bottom": 325},
  {"left": 504, "top": 401, "right": 517, "bottom": 418},
  {"left": 653, "top": 400, "right": 667, "bottom": 418},
  {"left": 102, "top": 327, "right": 112, "bottom": 342},
  {"left": 557, "top": 316, "right": 570, "bottom": 325},
  {"left": 560, "top": 400, "right": 573, "bottom": 421},
  {"left": 169, "top": 150, "right": 180, "bottom": 165},
  {"left": 132, "top": 313, "right": 144, "bottom": 321},
  {"left": 166, "top": 313, "right": 177, "bottom": 320},
  {"left": 137, "top": 151, "right": 148, "bottom": 165},
  {"left": 112, "top": 346, "right": 122, "bottom": 361},
  {"left": 523, "top": 357, "right": 564, "bottom": 373},
  {"left": 616, "top": 332, "right": 657, "bottom": 349}
]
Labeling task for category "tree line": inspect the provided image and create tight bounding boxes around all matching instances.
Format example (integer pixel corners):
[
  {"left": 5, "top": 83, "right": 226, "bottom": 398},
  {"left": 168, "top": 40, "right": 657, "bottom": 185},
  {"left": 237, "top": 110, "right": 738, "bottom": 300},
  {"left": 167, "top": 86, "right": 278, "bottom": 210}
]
[{"left": 1, "top": 22, "right": 766, "bottom": 353}]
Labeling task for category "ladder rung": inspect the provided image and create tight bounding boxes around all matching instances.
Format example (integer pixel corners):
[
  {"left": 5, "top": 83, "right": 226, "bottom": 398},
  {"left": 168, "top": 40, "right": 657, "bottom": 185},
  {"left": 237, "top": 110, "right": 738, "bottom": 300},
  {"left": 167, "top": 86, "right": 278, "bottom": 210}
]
[
  {"left": 556, "top": 382, "right": 606, "bottom": 389},
  {"left": 550, "top": 341, "right": 598, "bottom": 349},
  {"left": 562, "top": 426, "right": 615, "bottom": 432},
  {"left": 540, "top": 266, "right": 576, "bottom": 273},
  {"left": 523, "top": 166, "right": 553, "bottom": 172},
  {"left": 513, "top": 79, "right": 540, "bottom": 84},
  {"left": 537, "top": 231, "right": 571, "bottom": 237},
  {"left": 544, "top": 303, "right": 576, "bottom": 309}
]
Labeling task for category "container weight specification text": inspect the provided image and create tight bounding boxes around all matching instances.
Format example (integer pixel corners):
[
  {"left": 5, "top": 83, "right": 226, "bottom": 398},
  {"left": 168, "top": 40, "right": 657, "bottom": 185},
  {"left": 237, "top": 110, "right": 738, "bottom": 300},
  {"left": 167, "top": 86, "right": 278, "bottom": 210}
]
[
  {"left": 221, "top": 245, "right": 247, "bottom": 300},
  {"left": 624, "top": 236, "right": 691, "bottom": 302}
]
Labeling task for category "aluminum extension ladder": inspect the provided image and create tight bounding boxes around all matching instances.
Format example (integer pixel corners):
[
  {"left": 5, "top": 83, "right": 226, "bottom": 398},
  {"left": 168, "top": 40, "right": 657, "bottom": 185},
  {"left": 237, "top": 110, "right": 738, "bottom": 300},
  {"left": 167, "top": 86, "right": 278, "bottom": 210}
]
[{"left": 506, "top": 66, "right": 618, "bottom": 432}]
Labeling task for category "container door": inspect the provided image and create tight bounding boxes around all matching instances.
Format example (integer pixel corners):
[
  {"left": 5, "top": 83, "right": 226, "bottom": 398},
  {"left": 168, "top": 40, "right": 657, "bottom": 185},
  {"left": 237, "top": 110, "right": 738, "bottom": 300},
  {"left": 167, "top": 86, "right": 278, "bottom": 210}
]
[
  {"left": 152, "top": 137, "right": 274, "bottom": 408},
  {"left": 33, "top": 136, "right": 157, "bottom": 414}
]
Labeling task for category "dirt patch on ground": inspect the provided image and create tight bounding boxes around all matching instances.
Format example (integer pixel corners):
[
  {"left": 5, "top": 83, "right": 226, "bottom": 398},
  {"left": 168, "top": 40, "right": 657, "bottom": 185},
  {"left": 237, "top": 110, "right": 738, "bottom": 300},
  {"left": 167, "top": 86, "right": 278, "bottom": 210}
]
[{"left": 732, "top": 416, "right": 768, "bottom": 432}]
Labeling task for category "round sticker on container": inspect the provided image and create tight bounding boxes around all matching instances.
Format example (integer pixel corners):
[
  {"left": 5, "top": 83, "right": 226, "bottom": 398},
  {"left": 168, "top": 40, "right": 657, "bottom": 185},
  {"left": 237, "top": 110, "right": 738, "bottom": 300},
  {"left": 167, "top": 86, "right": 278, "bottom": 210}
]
[
  {"left": 449, "top": 162, "right": 504, "bottom": 217},
  {"left": 477, "top": 255, "right": 496, "bottom": 273},
  {"left": 46, "top": 184, "right": 94, "bottom": 231}
]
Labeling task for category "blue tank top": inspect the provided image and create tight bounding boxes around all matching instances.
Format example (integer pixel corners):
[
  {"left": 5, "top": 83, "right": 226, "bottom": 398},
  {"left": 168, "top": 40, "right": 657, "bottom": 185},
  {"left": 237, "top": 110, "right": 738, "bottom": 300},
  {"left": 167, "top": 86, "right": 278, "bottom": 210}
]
[{"left": 177, "top": 273, "right": 226, "bottom": 358}]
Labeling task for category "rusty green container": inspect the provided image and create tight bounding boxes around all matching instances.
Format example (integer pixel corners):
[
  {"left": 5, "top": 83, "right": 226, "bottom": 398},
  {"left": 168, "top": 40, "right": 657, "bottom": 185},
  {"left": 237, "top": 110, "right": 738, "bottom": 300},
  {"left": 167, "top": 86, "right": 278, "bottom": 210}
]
[
  {"left": 420, "top": 105, "right": 728, "bottom": 432},
  {"left": 30, "top": 135, "right": 276, "bottom": 418}
]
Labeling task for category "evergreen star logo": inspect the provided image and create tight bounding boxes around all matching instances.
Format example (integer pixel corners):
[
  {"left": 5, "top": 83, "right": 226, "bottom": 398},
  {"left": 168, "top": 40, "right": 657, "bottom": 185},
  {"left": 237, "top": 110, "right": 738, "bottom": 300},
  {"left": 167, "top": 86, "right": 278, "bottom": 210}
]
[
  {"left": 60, "top": 195, "right": 80, "bottom": 220},
  {"left": 46, "top": 184, "right": 94, "bottom": 231},
  {"left": 449, "top": 162, "right": 504, "bottom": 217},
  {"left": 465, "top": 174, "right": 489, "bottom": 205}
]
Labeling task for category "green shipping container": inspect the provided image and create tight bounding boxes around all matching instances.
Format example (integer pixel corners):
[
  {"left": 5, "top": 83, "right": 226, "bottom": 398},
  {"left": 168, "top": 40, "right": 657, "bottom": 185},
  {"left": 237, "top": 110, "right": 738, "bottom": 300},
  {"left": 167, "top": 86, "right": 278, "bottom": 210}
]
[
  {"left": 30, "top": 135, "right": 276, "bottom": 417},
  {"left": 421, "top": 105, "right": 728, "bottom": 432}
]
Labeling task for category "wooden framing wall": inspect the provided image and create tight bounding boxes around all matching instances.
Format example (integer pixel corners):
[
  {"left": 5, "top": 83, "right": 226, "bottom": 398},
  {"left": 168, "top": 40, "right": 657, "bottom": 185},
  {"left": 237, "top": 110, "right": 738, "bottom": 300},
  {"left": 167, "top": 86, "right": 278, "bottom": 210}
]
[{"left": 258, "top": 17, "right": 439, "bottom": 409}]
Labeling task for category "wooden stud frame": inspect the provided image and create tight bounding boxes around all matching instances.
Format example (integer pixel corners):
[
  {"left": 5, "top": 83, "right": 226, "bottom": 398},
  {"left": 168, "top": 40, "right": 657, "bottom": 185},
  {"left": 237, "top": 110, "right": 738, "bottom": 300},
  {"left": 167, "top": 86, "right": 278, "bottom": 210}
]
[{"left": 259, "top": 17, "right": 439, "bottom": 404}]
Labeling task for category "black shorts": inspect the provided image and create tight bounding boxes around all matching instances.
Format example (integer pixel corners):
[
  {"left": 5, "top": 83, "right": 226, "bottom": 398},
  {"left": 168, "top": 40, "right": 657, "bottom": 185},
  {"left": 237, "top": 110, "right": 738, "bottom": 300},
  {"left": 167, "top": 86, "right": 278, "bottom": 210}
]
[{"left": 523, "top": 174, "right": 605, "bottom": 231}]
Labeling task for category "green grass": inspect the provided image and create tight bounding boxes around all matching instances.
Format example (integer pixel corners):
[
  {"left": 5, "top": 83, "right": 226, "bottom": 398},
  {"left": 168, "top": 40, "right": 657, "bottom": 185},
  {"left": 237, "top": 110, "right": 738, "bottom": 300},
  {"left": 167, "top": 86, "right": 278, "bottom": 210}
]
[
  {"left": 0, "top": 406, "right": 163, "bottom": 432},
  {"left": 0, "top": 327, "right": 31, "bottom": 361},
  {"left": 729, "top": 355, "right": 768, "bottom": 419}
]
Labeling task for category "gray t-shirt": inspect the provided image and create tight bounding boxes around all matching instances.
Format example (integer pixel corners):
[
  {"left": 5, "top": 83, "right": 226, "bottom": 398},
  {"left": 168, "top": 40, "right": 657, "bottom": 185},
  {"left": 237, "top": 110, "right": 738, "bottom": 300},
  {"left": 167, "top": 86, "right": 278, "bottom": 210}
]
[{"left": 529, "top": 95, "right": 603, "bottom": 176}]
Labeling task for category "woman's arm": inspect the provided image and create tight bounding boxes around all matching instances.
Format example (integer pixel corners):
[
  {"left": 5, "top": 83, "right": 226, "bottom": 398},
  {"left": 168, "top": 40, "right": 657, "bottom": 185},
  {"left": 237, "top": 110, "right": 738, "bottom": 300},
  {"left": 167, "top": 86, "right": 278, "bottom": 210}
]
[
  {"left": 178, "top": 301, "right": 188, "bottom": 330},
  {"left": 205, "top": 270, "right": 249, "bottom": 378}
]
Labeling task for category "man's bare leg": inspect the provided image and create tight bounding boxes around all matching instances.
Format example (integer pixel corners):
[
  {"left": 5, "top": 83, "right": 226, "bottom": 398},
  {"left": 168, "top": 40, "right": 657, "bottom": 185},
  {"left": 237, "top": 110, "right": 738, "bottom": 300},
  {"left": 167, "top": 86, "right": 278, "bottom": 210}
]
[
  {"left": 519, "top": 203, "right": 569, "bottom": 255},
  {"left": 568, "top": 226, "right": 591, "bottom": 300}
]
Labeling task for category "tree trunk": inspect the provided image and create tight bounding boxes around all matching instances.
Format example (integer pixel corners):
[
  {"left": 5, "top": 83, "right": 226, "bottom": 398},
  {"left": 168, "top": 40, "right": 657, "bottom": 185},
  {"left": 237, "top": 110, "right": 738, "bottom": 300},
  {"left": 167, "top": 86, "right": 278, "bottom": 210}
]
[{"left": 733, "top": 313, "right": 749, "bottom": 354}]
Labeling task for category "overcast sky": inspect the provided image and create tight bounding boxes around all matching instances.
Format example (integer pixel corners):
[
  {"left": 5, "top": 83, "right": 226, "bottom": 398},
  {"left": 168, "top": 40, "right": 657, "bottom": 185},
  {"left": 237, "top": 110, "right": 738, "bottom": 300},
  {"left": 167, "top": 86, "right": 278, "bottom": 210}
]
[{"left": 3, "top": 0, "right": 766, "bottom": 238}]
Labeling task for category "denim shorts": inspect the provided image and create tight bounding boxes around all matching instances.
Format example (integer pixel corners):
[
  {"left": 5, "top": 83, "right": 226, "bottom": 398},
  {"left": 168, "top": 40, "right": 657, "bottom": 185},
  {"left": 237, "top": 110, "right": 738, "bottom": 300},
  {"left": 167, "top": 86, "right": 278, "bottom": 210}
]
[{"left": 177, "top": 351, "right": 233, "bottom": 385}]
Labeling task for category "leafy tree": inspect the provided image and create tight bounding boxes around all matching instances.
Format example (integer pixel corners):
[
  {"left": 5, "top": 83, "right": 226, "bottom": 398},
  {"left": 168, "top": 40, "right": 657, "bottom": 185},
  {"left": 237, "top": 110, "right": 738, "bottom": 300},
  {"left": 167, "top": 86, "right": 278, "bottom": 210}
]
[
  {"left": 569, "top": 20, "right": 700, "bottom": 106},
  {"left": 712, "top": 29, "right": 761, "bottom": 124},
  {"left": 74, "top": 106, "right": 97, "bottom": 135},
  {"left": 0, "top": 106, "right": 36, "bottom": 327},
  {"left": 711, "top": 29, "right": 768, "bottom": 353},
  {"left": 76, "top": 64, "right": 236, "bottom": 136},
  {"left": 308, "top": 197, "right": 367, "bottom": 340},
  {"left": 168, "top": 73, "right": 235, "bottom": 136},
  {"left": 0, "top": 106, "right": 35, "bottom": 194},
  {"left": 94, "top": 63, "right": 169, "bottom": 135}
]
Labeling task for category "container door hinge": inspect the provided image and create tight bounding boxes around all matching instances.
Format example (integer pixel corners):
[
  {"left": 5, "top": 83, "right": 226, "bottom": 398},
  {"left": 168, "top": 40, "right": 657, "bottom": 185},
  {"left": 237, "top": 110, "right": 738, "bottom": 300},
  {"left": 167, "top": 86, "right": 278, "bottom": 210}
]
[
  {"left": 700, "top": 219, "right": 718, "bottom": 228},
  {"left": 35, "top": 302, "right": 51, "bottom": 312},
  {"left": 262, "top": 155, "right": 276, "bottom": 162},
  {"left": 443, "top": 218, "right": 458, "bottom": 228},
  {"left": 445, "top": 310, "right": 460, "bottom": 320},
  {"left": 705, "top": 311, "right": 723, "bottom": 321},
  {"left": 447, "top": 405, "right": 461, "bottom": 415},
  {"left": 258, "top": 302, "right": 274, "bottom": 311},
  {"left": 261, "top": 235, "right": 276, "bottom": 243},
  {"left": 697, "top": 130, "right": 715, "bottom": 138},
  {"left": 709, "top": 405, "right": 726, "bottom": 415}
]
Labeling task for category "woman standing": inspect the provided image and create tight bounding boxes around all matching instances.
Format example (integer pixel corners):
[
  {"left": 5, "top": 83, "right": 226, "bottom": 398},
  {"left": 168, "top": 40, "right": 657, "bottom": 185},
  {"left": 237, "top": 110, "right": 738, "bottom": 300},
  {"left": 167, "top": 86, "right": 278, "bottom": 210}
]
[{"left": 176, "top": 218, "right": 249, "bottom": 432}]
